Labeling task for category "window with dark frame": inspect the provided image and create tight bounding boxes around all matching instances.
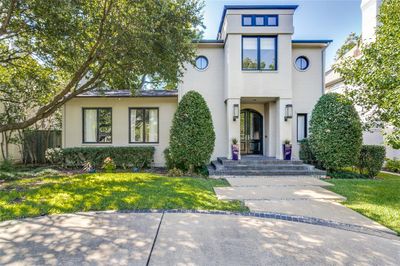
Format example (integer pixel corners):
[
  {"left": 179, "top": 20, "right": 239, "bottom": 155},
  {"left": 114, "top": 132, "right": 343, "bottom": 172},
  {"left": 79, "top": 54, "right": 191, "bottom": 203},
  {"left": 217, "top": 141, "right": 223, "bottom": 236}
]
[
  {"left": 297, "top": 114, "right": 307, "bottom": 142},
  {"left": 242, "top": 15, "right": 279, "bottom": 26},
  {"left": 242, "top": 36, "right": 277, "bottom": 71},
  {"left": 83, "top": 108, "right": 112, "bottom": 143},
  {"left": 129, "top": 108, "right": 159, "bottom": 143}
]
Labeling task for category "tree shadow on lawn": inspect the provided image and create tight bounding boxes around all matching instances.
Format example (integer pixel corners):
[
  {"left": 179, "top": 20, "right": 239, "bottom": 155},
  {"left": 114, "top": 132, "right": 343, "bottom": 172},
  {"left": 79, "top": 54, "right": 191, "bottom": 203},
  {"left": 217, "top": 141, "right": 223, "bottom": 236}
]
[{"left": 0, "top": 173, "right": 246, "bottom": 221}]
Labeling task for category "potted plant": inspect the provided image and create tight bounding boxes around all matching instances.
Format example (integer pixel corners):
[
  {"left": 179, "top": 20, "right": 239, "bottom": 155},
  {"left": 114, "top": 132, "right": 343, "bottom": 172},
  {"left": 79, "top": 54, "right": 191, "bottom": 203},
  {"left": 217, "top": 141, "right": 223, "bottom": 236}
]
[
  {"left": 282, "top": 140, "right": 292, "bottom": 160},
  {"left": 231, "top": 138, "right": 239, "bottom": 161}
]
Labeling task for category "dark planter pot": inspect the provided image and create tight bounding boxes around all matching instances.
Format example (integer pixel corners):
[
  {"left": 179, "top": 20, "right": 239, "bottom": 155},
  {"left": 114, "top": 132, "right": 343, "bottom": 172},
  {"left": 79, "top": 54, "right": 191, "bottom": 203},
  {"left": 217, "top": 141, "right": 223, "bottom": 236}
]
[
  {"left": 282, "top": 144, "right": 292, "bottom": 160},
  {"left": 232, "top": 144, "right": 239, "bottom": 161}
]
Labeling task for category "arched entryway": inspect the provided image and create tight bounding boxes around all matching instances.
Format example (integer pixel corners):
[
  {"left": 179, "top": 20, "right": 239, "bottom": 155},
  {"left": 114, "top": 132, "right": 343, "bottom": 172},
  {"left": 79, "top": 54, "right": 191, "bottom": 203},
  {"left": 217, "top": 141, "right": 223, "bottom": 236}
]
[{"left": 240, "top": 109, "right": 263, "bottom": 155}]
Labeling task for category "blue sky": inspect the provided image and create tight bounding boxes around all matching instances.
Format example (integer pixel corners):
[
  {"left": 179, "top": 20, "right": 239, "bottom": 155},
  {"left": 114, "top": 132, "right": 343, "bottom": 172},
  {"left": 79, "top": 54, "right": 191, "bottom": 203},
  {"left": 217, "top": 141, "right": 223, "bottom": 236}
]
[{"left": 202, "top": 0, "right": 362, "bottom": 68}]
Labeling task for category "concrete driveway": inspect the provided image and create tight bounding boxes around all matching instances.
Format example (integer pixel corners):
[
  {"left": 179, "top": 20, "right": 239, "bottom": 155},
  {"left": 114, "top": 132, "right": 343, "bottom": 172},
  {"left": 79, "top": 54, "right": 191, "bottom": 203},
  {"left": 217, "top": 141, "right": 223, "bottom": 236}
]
[{"left": 0, "top": 211, "right": 399, "bottom": 266}]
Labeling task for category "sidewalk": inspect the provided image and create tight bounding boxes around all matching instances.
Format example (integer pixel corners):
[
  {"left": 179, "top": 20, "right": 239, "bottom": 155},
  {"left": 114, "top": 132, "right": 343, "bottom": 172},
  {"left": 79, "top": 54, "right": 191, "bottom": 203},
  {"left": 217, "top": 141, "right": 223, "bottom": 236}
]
[{"left": 214, "top": 176, "right": 394, "bottom": 233}]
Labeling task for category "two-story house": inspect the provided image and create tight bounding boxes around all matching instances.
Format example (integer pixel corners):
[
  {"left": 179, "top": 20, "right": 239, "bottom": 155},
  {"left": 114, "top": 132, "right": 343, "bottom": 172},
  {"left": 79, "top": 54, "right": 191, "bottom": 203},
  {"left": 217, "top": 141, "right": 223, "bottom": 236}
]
[{"left": 62, "top": 5, "right": 332, "bottom": 167}]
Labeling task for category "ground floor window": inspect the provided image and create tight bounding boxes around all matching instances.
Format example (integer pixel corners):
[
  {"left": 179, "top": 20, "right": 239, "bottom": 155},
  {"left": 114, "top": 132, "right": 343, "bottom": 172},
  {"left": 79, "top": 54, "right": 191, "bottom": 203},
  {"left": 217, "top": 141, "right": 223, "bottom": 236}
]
[
  {"left": 83, "top": 108, "right": 112, "bottom": 143},
  {"left": 129, "top": 108, "right": 159, "bottom": 143},
  {"left": 297, "top": 113, "right": 307, "bottom": 141}
]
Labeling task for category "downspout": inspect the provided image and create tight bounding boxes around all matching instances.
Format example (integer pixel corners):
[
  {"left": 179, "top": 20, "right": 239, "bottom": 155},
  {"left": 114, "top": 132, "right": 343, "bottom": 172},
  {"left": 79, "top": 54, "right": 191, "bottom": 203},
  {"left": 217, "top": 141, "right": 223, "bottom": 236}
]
[{"left": 321, "top": 46, "right": 328, "bottom": 95}]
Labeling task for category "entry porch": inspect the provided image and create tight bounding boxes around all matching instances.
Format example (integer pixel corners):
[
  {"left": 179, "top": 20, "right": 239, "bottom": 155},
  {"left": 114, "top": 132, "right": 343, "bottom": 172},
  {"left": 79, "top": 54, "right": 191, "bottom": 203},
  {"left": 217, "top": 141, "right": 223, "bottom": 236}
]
[{"left": 225, "top": 97, "right": 299, "bottom": 160}]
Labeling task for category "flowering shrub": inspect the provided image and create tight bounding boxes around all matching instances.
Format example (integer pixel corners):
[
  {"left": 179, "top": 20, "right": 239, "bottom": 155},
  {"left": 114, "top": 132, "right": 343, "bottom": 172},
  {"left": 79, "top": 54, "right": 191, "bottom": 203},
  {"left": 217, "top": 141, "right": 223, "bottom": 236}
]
[
  {"left": 102, "top": 157, "right": 116, "bottom": 173},
  {"left": 45, "top": 148, "right": 64, "bottom": 165}
]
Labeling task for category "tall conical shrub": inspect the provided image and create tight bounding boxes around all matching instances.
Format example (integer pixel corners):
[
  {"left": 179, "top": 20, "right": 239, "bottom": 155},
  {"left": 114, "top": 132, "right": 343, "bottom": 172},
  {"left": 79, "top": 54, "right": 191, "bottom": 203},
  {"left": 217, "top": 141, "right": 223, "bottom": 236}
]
[
  {"left": 167, "top": 91, "right": 215, "bottom": 172},
  {"left": 309, "top": 93, "right": 362, "bottom": 171}
]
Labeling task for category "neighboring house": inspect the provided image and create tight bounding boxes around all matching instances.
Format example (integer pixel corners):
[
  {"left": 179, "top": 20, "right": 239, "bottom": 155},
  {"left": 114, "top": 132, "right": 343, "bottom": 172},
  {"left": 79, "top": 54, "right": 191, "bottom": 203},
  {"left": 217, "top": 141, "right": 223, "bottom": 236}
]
[
  {"left": 325, "top": 0, "right": 400, "bottom": 159},
  {"left": 63, "top": 5, "right": 331, "bottom": 166}
]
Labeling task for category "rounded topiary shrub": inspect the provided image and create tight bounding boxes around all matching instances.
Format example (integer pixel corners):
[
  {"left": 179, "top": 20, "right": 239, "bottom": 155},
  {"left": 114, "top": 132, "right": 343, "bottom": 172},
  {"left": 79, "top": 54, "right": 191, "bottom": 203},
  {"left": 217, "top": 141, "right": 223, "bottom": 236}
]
[
  {"left": 309, "top": 93, "right": 362, "bottom": 171},
  {"left": 357, "top": 145, "right": 386, "bottom": 178},
  {"left": 168, "top": 90, "right": 215, "bottom": 172}
]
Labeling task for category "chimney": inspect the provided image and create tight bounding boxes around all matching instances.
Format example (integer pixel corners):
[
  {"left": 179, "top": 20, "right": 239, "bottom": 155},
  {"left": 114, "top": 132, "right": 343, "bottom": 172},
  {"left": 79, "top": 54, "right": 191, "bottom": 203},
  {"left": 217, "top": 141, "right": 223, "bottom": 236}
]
[{"left": 361, "top": 0, "right": 382, "bottom": 43}]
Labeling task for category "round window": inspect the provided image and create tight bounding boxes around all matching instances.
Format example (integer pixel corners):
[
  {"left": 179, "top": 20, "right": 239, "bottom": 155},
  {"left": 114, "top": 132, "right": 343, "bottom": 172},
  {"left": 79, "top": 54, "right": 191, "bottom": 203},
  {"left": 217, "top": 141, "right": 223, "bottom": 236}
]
[
  {"left": 195, "top": 56, "right": 209, "bottom": 70},
  {"left": 295, "top": 56, "right": 310, "bottom": 71}
]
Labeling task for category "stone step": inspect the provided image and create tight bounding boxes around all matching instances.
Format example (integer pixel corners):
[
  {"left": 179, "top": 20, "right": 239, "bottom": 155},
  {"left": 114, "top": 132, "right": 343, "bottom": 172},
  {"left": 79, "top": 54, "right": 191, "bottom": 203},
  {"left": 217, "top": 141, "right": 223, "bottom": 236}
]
[
  {"left": 221, "top": 165, "right": 309, "bottom": 171},
  {"left": 209, "top": 169, "right": 326, "bottom": 177},
  {"left": 211, "top": 160, "right": 309, "bottom": 171},
  {"left": 217, "top": 157, "right": 303, "bottom": 165}
]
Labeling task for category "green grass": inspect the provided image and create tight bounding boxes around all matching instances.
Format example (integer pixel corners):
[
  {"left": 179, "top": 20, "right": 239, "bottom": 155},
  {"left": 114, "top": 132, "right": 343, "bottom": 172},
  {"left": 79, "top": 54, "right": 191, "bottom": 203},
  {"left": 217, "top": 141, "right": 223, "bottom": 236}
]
[
  {"left": 327, "top": 172, "right": 400, "bottom": 234},
  {"left": 0, "top": 172, "right": 247, "bottom": 221}
]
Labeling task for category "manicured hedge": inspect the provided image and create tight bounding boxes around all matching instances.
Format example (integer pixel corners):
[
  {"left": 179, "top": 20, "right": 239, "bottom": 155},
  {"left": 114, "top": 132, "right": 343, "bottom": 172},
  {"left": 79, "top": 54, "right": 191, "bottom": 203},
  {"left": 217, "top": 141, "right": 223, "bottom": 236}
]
[
  {"left": 309, "top": 93, "right": 362, "bottom": 171},
  {"left": 62, "top": 147, "right": 155, "bottom": 169},
  {"left": 357, "top": 145, "right": 386, "bottom": 178},
  {"left": 168, "top": 91, "right": 215, "bottom": 172},
  {"left": 385, "top": 158, "right": 400, "bottom": 172}
]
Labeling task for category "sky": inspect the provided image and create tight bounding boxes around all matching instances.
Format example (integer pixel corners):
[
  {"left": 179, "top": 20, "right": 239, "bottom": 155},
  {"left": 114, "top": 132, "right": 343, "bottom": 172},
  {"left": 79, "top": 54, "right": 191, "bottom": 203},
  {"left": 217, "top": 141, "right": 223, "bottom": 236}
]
[{"left": 202, "top": 0, "right": 362, "bottom": 68}]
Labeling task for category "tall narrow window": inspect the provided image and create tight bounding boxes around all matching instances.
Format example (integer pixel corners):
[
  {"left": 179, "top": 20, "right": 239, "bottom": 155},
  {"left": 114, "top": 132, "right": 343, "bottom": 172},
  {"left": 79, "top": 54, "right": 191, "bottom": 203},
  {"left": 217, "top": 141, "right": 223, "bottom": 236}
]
[
  {"left": 260, "top": 38, "right": 276, "bottom": 70},
  {"left": 130, "top": 108, "right": 159, "bottom": 143},
  {"left": 297, "top": 114, "right": 307, "bottom": 142},
  {"left": 83, "top": 108, "right": 112, "bottom": 143},
  {"left": 242, "top": 37, "right": 258, "bottom": 70},
  {"left": 242, "top": 36, "right": 277, "bottom": 71}
]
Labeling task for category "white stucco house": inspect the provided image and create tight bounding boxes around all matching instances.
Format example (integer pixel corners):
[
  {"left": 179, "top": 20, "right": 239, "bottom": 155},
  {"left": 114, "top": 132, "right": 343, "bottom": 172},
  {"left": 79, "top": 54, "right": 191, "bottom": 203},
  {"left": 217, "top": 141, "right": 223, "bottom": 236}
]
[
  {"left": 63, "top": 5, "right": 332, "bottom": 167},
  {"left": 325, "top": 0, "right": 400, "bottom": 159}
]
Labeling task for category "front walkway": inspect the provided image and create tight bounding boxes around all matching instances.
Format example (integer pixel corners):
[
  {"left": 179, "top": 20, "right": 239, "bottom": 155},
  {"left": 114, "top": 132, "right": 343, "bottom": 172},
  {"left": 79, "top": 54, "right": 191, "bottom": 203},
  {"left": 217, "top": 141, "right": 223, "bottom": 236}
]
[
  {"left": 214, "top": 176, "right": 394, "bottom": 233},
  {"left": 0, "top": 211, "right": 399, "bottom": 265}
]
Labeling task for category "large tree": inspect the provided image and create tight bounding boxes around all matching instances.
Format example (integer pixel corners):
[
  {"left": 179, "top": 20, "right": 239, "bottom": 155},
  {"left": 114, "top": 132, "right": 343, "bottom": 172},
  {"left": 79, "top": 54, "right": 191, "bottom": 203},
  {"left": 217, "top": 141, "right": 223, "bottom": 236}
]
[
  {"left": 335, "top": 0, "right": 400, "bottom": 148},
  {"left": 0, "top": 0, "right": 203, "bottom": 132}
]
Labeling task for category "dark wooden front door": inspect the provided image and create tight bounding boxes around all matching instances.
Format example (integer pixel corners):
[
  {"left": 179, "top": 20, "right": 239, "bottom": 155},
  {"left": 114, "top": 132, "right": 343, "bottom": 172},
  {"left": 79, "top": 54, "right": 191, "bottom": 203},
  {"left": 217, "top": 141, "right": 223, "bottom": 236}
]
[{"left": 240, "top": 109, "right": 263, "bottom": 155}]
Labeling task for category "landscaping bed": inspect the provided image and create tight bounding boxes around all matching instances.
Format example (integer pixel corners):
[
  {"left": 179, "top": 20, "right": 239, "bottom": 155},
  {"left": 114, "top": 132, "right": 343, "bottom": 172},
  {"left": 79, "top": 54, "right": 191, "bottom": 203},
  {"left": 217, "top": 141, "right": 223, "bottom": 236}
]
[
  {"left": 327, "top": 172, "right": 400, "bottom": 235},
  {"left": 0, "top": 172, "right": 247, "bottom": 221}
]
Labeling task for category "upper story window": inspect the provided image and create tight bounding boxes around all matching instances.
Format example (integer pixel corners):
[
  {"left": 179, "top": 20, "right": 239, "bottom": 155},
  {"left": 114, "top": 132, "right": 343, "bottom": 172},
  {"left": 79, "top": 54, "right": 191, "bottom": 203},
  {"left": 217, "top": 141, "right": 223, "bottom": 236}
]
[
  {"left": 242, "top": 36, "right": 277, "bottom": 71},
  {"left": 195, "top": 56, "right": 208, "bottom": 71},
  {"left": 295, "top": 56, "right": 310, "bottom": 71},
  {"left": 83, "top": 108, "right": 112, "bottom": 143},
  {"left": 242, "top": 15, "right": 279, "bottom": 27}
]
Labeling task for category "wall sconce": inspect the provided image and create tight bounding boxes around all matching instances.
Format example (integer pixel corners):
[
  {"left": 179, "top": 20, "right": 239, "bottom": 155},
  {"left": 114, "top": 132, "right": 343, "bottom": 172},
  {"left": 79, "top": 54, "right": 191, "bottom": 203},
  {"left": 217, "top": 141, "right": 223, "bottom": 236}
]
[
  {"left": 233, "top": 104, "right": 239, "bottom": 121},
  {"left": 284, "top": 104, "right": 293, "bottom": 121}
]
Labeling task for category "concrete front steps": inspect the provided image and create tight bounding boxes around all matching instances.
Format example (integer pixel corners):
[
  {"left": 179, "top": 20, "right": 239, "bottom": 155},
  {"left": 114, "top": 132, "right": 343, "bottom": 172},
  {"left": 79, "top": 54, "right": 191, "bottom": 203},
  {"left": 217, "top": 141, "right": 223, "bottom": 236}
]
[{"left": 208, "top": 157, "right": 326, "bottom": 177}]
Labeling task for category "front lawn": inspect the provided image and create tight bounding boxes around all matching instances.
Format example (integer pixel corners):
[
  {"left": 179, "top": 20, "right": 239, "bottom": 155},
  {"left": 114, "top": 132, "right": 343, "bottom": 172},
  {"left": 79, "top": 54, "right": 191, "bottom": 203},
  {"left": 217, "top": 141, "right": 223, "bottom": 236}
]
[
  {"left": 327, "top": 172, "right": 400, "bottom": 234},
  {"left": 0, "top": 172, "right": 247, "bottom": 221}
]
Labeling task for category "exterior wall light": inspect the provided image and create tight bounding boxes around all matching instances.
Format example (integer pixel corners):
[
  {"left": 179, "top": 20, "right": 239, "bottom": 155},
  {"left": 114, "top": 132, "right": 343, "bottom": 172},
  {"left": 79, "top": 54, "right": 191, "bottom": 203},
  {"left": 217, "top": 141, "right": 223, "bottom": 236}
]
[
  {"left": 233, "top": 104, "right": 239, "bottom": 121},
  {"left": 284, "top": 104, "right": 293, "bottom": 121}
]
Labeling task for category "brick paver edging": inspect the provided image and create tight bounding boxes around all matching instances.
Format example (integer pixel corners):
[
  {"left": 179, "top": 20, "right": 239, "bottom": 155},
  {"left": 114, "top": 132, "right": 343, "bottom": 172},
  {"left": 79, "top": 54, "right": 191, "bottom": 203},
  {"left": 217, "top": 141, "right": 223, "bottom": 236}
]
[{"left": 110, "top": 209, "right": 398, "bottom": 240}]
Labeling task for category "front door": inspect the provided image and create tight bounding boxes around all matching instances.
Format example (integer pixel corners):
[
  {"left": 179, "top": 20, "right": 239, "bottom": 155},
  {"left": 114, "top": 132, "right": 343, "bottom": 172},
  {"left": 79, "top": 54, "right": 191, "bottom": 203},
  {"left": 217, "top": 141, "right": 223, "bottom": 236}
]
[{"left": 240, "top": 109, "right": 263, "bottom": 155}]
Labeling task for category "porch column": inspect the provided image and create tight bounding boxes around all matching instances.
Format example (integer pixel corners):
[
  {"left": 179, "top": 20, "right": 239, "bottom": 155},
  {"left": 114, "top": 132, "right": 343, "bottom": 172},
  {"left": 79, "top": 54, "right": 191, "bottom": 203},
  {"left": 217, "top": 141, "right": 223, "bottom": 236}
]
[
  {"left": 275, "top": 98, "right": 293, "bottom": 159},
  {"left": 226, "top": 98, "right": 241, "bottom": 159}
]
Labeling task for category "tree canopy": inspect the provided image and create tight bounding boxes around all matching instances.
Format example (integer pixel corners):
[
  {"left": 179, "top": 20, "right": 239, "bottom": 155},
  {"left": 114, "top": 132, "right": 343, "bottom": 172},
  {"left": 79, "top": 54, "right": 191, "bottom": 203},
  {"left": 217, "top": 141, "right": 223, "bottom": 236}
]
[
  {"left": 335, "top": 32, "right": 360, "bottom": 60},
  {"left": 335, "top": 0, "right": 400, "bottom": 148},
  {"left": 0, "top": 0, "right": 203, "bottom": 132}
]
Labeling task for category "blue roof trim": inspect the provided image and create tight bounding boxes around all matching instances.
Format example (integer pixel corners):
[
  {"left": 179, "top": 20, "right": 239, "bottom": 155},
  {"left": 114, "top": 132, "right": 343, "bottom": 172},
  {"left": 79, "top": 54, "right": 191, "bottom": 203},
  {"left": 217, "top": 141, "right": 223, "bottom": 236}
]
[
  {"left": 217, "top": 5, "right": 299, "bottom": 36},
  {"left": 193, "top": 39, "right": 224, "bottom": 44},
  {"left": 292, "top": 40, "right": 333, "bottom": 44}
]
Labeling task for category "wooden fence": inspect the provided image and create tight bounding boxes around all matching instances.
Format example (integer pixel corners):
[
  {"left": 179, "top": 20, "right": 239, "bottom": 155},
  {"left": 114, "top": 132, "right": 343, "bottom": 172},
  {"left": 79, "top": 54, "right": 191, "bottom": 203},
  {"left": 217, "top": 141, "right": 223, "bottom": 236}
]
[{"left": 23, "top": 130, "right": 62, "bottom": 164}]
